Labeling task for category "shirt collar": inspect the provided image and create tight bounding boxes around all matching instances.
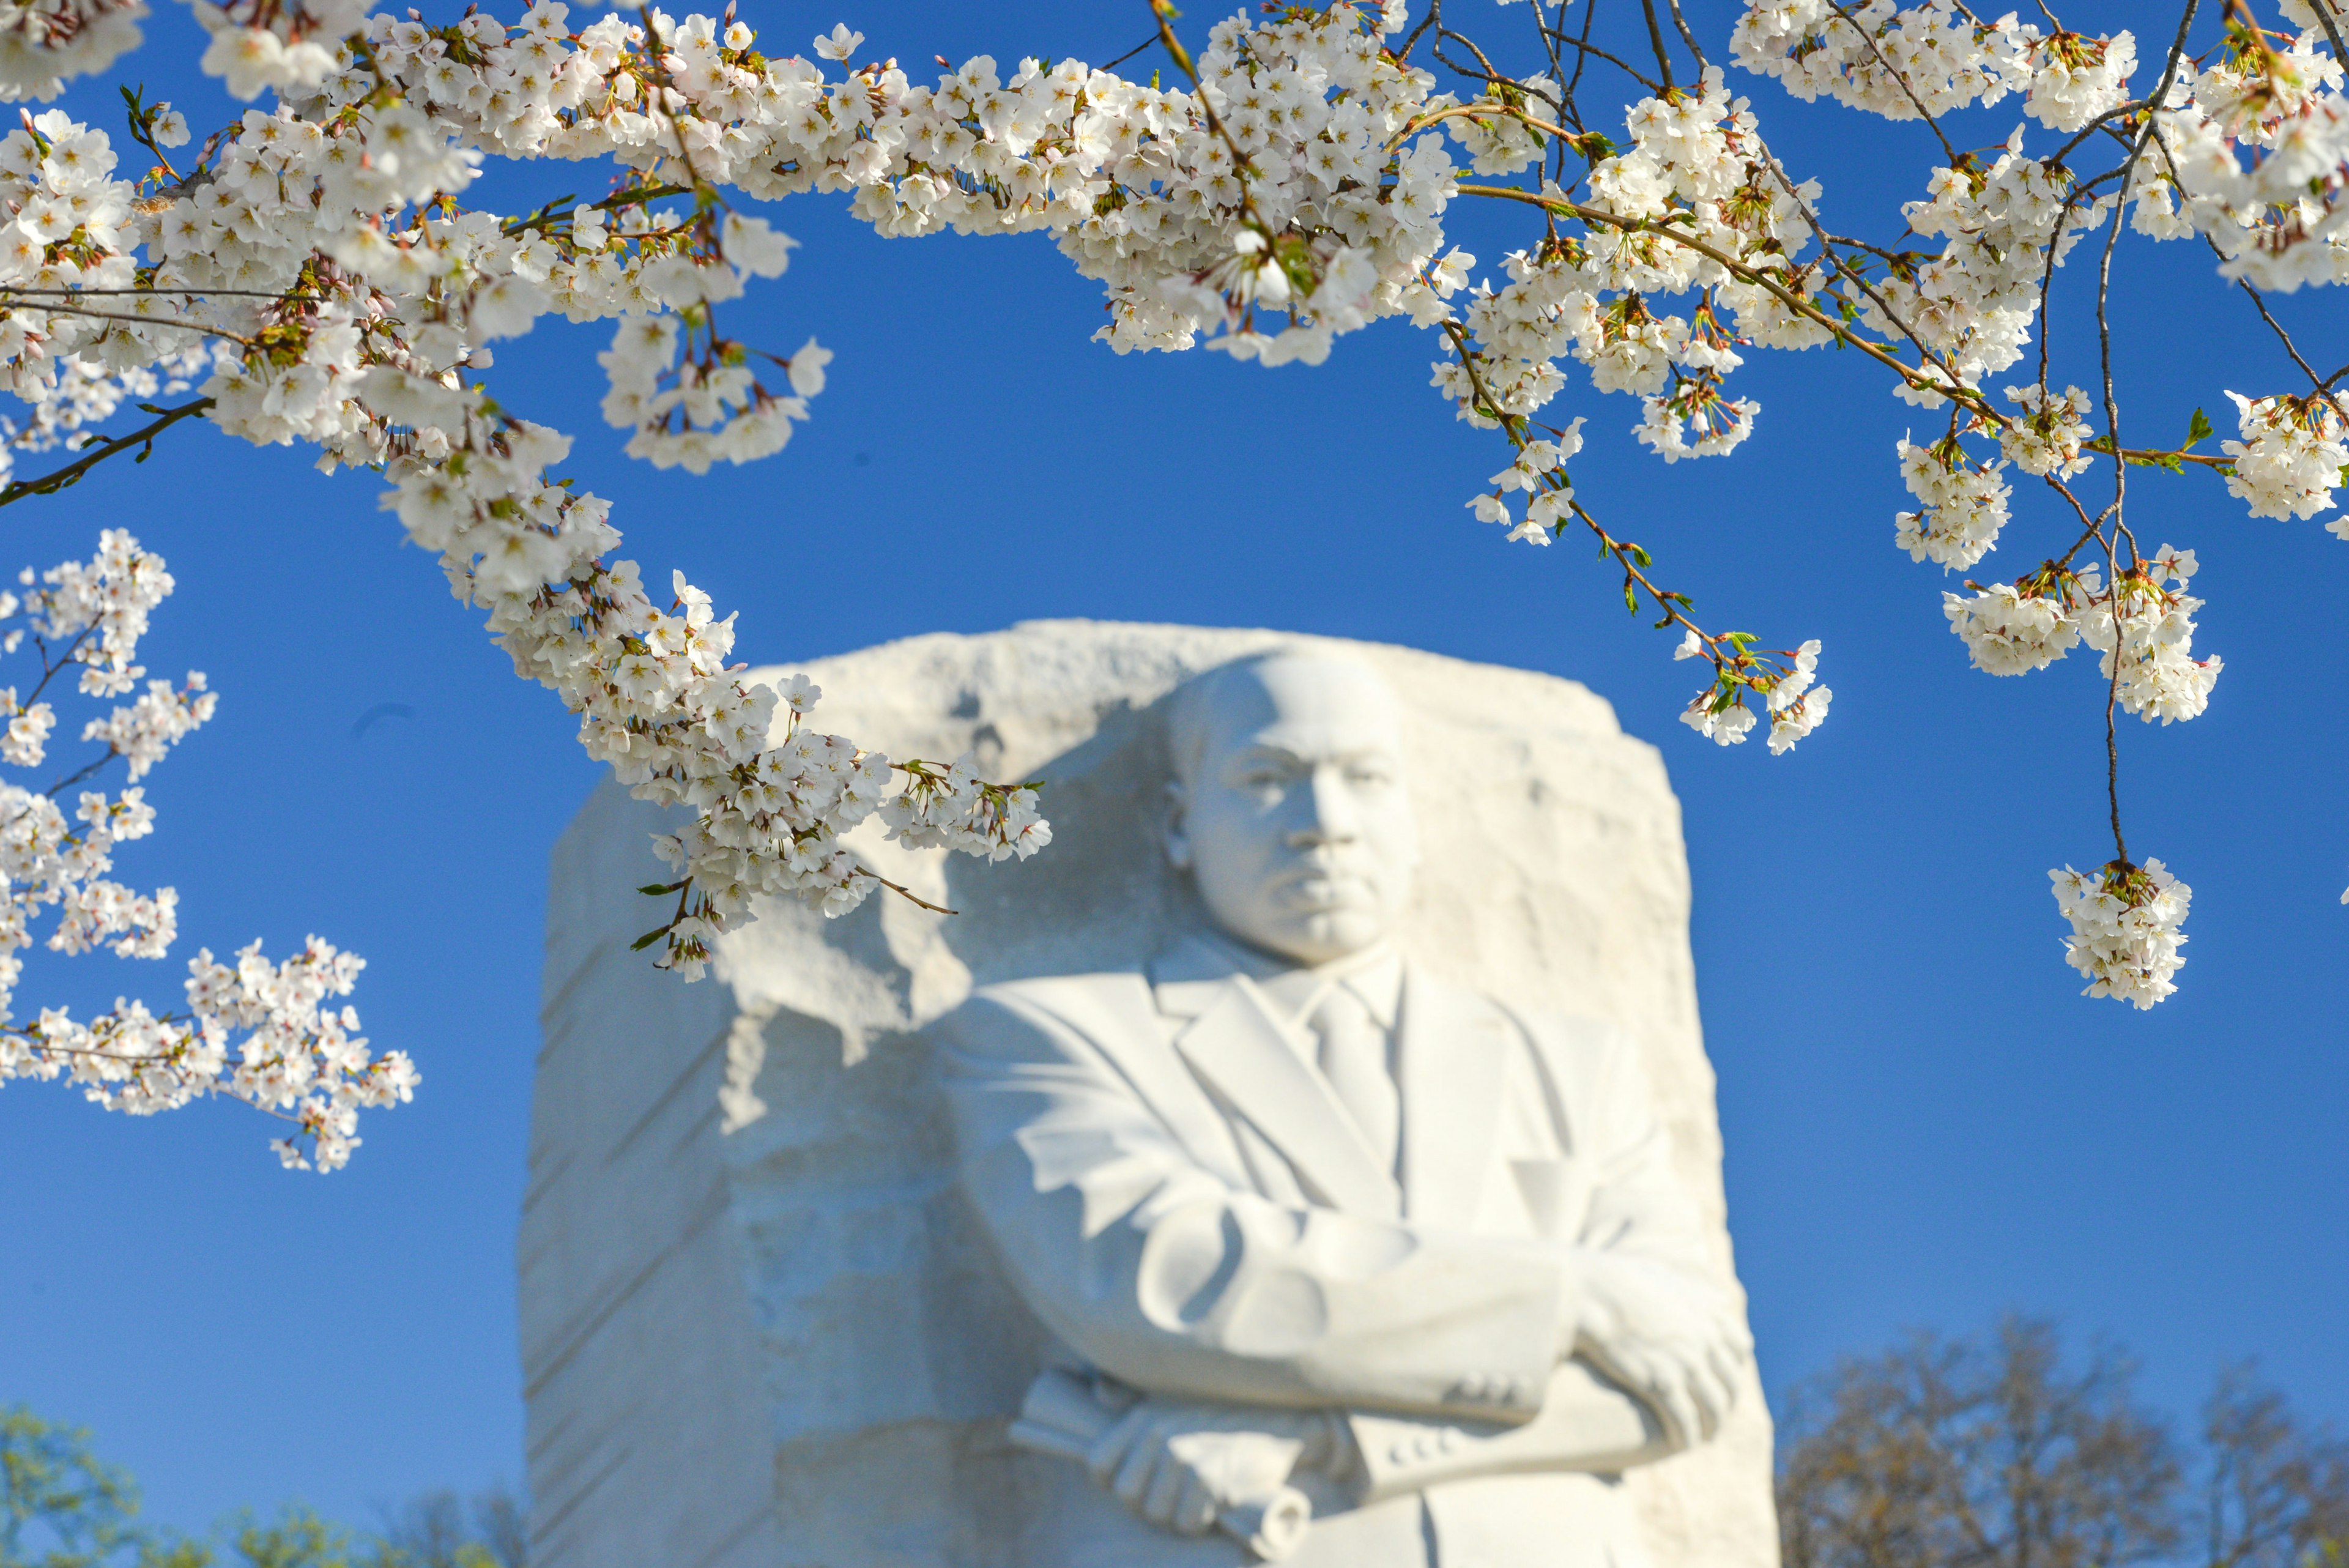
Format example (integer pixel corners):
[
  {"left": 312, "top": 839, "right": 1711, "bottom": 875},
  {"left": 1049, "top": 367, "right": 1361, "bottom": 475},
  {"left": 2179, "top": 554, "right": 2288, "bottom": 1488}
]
[{"left": 1149, "top": 928, "right": 1403, "bottom": 1031}]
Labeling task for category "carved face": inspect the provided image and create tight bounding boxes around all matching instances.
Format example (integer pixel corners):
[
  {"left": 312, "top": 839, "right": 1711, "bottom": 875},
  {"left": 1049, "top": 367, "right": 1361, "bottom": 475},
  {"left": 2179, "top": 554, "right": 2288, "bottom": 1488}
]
[{"left": 1166, "top": 654, "right": 1420, "bottom": 965}]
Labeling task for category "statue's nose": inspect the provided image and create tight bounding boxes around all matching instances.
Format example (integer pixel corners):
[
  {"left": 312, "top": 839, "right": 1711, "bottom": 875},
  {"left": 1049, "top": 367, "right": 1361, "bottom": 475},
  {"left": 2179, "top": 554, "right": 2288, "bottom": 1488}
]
[{"left": 1286, "top": 765, "right": 1359, "bottom": 847}]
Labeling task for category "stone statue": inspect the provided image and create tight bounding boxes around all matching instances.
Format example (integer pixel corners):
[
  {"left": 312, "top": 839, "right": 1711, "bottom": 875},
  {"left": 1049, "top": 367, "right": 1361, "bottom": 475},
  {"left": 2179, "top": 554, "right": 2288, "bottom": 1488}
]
[
  {"left": 519, "top": 622, "right": 1775, "bottom": 1568},
  {"left": 940, "top": 648, "right": 1751, "bottom": 1566}
]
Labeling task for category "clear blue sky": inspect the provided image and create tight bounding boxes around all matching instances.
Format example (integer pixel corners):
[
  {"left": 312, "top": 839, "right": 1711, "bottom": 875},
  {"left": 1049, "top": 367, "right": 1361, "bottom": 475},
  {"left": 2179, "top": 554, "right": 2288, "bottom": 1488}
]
[{"left": 2, "top": 0, "right": 2342, "bottom": 1536}]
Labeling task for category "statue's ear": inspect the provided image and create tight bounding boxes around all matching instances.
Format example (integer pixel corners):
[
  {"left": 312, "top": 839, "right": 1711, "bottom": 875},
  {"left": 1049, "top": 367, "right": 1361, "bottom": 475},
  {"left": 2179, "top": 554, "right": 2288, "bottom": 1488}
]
[{"left": 1163, "top": 779, "right": 1192, "bottom": 871}]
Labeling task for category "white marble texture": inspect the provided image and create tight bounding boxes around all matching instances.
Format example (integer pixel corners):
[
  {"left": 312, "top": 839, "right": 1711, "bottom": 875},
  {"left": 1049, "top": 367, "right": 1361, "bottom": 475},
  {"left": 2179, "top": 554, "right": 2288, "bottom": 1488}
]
[{"left": 521, "top": 620, "right": 1776, "bottom": 1568}]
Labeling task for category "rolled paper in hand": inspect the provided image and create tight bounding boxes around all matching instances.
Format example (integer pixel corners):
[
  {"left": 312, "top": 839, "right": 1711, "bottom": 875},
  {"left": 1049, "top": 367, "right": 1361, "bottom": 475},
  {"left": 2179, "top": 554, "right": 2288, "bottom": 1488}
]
[
  {"left": 1215, "top": 1485, "right": 1313, "bottom": 1561},
  {"left": 1008, "top": 1370, "right": 1316, "bottom": 1562}
]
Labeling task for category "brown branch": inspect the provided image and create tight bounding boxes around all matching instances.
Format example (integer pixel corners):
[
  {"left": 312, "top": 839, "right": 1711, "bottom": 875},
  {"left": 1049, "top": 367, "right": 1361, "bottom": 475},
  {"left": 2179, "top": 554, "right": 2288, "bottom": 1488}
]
[
  {"left": 1636, "top": 0, "right": 1675, "bottom": 91},
  {"left": 857, "top": 866, "right": 957, "bottom": 916},
  {"left": 1, "top": 301, "right": 257, "bottom": 344},
  {"left": 1665, "top": 0, "right": 1710, "bottom": 70},
  {"left": 0, "top": 397, "right": 215, "bottom": 511}
]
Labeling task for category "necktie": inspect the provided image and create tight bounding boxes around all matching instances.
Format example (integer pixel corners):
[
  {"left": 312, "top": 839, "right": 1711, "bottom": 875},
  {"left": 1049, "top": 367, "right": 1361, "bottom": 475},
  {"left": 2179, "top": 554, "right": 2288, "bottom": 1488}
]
[{"left": 1309, "top": 984, "right": 1399, "bottom": 1175}]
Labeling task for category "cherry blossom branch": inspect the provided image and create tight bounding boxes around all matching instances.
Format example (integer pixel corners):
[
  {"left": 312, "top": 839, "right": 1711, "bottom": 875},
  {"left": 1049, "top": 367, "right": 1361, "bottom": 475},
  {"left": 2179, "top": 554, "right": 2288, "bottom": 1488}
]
[
  {"left": 1824, "top": 0, "right": 1965, "bottom": 163},
  {"left": 500, "top": 180, "right": 694, "bottom": 238},
  {"left": 1450, "top": 179, "right": 2228, "bottom": 475},
  {"left": 0, "top": 0, "right": 2310, "bottom": 1071}
]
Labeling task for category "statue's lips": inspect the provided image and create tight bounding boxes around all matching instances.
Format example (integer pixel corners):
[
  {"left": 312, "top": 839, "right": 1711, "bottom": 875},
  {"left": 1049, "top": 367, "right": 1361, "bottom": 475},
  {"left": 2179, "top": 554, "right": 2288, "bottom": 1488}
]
[{"left": 1264, "top": 865, "right": 1378, "bottom": 912}]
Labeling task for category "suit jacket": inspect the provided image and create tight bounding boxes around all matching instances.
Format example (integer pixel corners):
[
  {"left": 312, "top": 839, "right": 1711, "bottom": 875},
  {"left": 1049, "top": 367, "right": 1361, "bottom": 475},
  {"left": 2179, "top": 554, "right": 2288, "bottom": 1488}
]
[{"left": 937, "top": 940, "right": 1727, "bottom": 1568}]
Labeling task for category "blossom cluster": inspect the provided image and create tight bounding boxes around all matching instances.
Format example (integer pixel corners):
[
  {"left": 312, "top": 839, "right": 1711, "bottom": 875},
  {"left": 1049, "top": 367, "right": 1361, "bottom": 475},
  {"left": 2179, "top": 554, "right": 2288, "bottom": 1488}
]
[
  {"left": 6, "top": 936, "right": 412, "bottom": 1172},
  {"left": 1896, "top": 433, "right": 2012, "bottom": 569},
  {"left": 1945, "top": 546, "right": 2219, "bottom": 725},
  {"left": 0, "top": 531, "right": 209, "bottom": 1011},
  {"left": 0, "top": 346, "right": 209, "bottom": 478},
  {"left": 2129, "top": 24, "right": 2349, "bottom": 292},
  {"left": 2222, "top": 389, "right": 2347, "bottom": 522},
  {"left": 0, "top": 0, "right": 145, "bottom": 103},
  {"left": 0, "top": 531, "right": 409, "bottom": 1170},
  {"left": 1877, "top": 133, "right": 2117, "bottom": 404},
  {"left": 1675, "top": 631, "right": 1832, "bottom": 757},
  {"left": 1732, "top": 2, "right": 2136, "bottom": 134},
  {"left": 881, "top": 755, "right": 1051, "bottom": 863},
  {"left": 2076, "top": 548, "right": 2223, "bottom": 727},
  {"left": 2050, "top": 857, "right": 2191, "bottom": 1009}
]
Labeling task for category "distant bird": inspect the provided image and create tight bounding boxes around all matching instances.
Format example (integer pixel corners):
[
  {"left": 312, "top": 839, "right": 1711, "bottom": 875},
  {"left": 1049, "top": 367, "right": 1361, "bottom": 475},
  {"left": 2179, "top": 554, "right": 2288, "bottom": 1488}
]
[{"left": 351, "top": 702, "right": 415, "bottom": 739}]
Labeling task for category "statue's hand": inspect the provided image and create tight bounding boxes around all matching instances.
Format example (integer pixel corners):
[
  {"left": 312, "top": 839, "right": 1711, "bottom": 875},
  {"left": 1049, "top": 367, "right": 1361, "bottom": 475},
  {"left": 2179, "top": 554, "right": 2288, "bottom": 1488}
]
[
  {"left": 1569, "top": 1251, "right": 1753, "bottom": 1448},
  {"left": 1085, "top": 1400, "right": 1337, "bottom": 1535}
]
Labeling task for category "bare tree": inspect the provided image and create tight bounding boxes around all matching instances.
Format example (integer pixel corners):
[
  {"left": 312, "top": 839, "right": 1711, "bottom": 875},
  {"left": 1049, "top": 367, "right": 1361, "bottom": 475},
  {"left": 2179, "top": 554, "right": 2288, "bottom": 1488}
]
[
  {"left": 1779, "top": 1317, "right": 2181, "bottom": 1568},
  {"left": 2201, "top": 1366, "right": 2349, "bottom": 1568},
  {"left": 1781, "top": 1321, "right": 2349, "bottom": 1568}
]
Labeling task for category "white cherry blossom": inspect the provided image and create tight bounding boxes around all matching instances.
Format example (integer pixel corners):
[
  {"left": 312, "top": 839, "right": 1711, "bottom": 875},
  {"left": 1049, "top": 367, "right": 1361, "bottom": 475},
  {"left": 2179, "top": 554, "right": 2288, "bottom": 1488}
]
[
  {"left": 1896, "top": 434, "right": 2011, "bottom": 568},
  {"left": 2050, "top": 856, "right": 2189, "bottom": 1009},
  {"left": 2222, "top": 390, "right": 2347, "bottom": 522}
]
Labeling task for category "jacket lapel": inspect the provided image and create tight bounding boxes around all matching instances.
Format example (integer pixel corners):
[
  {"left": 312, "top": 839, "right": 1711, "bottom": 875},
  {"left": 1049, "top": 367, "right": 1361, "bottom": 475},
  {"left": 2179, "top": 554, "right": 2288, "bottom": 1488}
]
[
  {"left": 1026, "top": 973, "right": 1253, "bottom": 1191},
  {"left": 1395, "top": 965, "right": 1511, "bottom": 1229},
  {"left": 1171, "top": 978, "right": 1403, "bottom": 1222}
]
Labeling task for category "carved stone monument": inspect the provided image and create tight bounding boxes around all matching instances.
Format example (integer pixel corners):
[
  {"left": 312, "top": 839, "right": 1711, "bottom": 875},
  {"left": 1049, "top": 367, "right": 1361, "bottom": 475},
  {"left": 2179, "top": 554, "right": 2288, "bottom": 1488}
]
[{"left": 521, "top": 621, "right": 1775, "bottom": 1568}]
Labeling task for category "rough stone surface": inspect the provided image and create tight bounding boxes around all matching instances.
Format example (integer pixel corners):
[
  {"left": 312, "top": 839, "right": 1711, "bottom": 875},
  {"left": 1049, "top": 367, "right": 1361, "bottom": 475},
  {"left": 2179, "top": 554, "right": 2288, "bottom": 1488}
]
[{"left": 521, "top": 619, "right": 1776, "bottom": 1568}]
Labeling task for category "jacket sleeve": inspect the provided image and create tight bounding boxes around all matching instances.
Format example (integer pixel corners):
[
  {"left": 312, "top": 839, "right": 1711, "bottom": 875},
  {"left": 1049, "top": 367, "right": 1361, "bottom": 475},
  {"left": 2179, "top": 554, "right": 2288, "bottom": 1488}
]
[
  {"left": 939, "top": 986, "right": 1567, "bottom": 1424},
  {"left": 1347, "top": 1360, "right": 1672, "bottom": 1501}
]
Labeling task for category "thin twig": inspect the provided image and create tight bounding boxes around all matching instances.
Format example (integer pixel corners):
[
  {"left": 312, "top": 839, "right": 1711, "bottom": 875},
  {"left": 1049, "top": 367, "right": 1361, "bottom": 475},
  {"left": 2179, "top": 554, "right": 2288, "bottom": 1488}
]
[
  {"left": 15, "top": 625, "right": 98, "bottom": 713},
  {"left": 2217, "top": 248, "right": 2347, "bottom": 419},
  {"left": 0, "top": 397, "right": 216, "bottom": 510},
  {"left": 2104, "top": 593, "right": 2128, "bottom": 866},
  {"left": 2087, "top": 24, "right": 2189, "bottom": 866},
  {"left": 1664, "top": 0, "right": 1710, "bottom": 70},
  {"left": 1535, "top": 29, "right": 1663, "bottom": 95},
  {"left": 1436, "top": 27, "right": 1515, "bottom": 90},
  {"left": 2046, "top": 98, "right": 2151, "bottom": 168},
  {"left": 2301, "top": 0, "right": 2347, "bottom": 64},
  {"left": 2032, "top": 166, "right": 2132, "bottom": 390},
  {"left": 1398, "top": 0, "right": 1442, "bottom": 67},
  {"left": 0, "top": 284, "right": 318, "bottom": 299},
  {"left": 858, "top": 866, "right": 957, "bottom": 916},
  {"left": 45, "top": 747, "right": 122, "bottom": 798},
  {"left": 1565, "top": 0, "right": 1600, "bottom": 103},
  {"left": 1098, "top": 31, "right": 1159, "bottom": 73},
  {"left": 0, "top": 301, "right": 256, "bottom": 344},
  {"left": 1636, "top": 0, "right": 1675, "bottom": 91}
]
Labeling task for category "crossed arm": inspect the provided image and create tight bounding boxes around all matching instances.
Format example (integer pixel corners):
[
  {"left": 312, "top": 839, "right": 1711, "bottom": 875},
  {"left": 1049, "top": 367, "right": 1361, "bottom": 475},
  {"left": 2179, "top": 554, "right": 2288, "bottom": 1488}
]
[{"left": 940, "top": 988, "right": 1750, "bottom": 1525}]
